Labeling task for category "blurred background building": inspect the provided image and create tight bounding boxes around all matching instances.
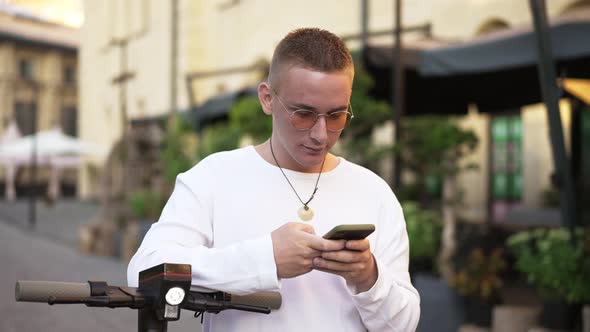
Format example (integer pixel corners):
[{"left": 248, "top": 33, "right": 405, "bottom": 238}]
[
  {"left": 0, "top": 1, "right": 79, "bottom": 196},
  {"left": 74, "top": 0, "right": 589, "bottom": 227},
  {"left": 0, "top": 0, "right": 588, "bottom": 225}
]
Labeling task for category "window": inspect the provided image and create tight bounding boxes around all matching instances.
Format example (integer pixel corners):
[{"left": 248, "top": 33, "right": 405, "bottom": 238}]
[
  {"left": 490, "top": 115, "right": 523, "bottom": 222},
  {"left": 15, "top": 102, "right": 37, "bottom": 135},
  {"left": 61, "top": 106, "right": 78, "bottom": 136},
  {"left": 64, "top": 65, "right": 76, "bottom": 84},
  {"left": 18, "top": 59, "right": 34, "bottom": 80}
]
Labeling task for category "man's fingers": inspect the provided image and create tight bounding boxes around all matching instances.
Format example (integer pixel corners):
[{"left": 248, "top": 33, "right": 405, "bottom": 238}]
[
  {"left": 313, "top": 257, "right": 365, "bottom": 272},
  {"left": 345, "top": 239, "right": 370, "bottom": 251},
  {"left": 303, "top": 248, "right": 323, "bottom": 258},
  {"left": 308, "top": 236, "right": 345, "bottom": 251},
  {"left": 314, "top": 267, "right": 345, "bottom": 277},
  {"left": 321, "top": 250, "right": 359, "bottom": 263}
]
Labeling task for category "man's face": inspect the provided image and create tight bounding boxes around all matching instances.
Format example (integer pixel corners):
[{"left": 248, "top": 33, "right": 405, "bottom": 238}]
[{"left": 262, "top": 66, "right": 353, "bottom": 172}]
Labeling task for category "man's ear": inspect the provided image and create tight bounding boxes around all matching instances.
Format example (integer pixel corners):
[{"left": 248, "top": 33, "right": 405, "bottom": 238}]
[{"left": 258, "top": 82, "right": 273, "bottom": 115}]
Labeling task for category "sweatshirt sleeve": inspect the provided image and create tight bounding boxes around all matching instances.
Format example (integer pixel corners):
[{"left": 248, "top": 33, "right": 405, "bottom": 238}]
[
  {"left": 349, "top": 192, "right": 421, "bottom": 332},
  {"left": 127, "top": 164, "right": 280, "bottom": 295}
]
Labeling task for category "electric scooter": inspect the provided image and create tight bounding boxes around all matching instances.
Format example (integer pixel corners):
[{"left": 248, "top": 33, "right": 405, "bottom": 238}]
[{"left": 15, "top": 263, "right": 281, "bottom": 332}]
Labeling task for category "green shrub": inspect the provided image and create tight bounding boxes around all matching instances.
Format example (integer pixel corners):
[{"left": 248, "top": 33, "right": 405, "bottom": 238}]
[
  {"left": 403, "top": 201, "right": 442, "bottom": 266},
  {"left": 128, "top": 190, "right": 165, "bottom": 221},
  {"left": 507, "top": 227, "right": 590, "bottom": 304},
  {"left": 196, "top": 122, "right": 242, "bottom": 160},
  {"left": 162, "top": 116, "right": 198, "bottom": 184},
  {"left": 229, "top": 96, "right": 271, "bottom": 143}
]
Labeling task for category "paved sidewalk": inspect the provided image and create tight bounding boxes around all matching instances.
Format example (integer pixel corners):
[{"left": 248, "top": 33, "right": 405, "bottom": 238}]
[
  {"left": 0, "top": 220, "right": 201, "bottom": 332},
  {"left": 0, "top": 199, "right": 100, "bottom": 247},
  {"left": 0, "top": 199, "right": 202, "bottom": 331}
]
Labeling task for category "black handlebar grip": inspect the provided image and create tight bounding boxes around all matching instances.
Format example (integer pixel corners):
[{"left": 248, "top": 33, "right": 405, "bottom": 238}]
[
  {"left": 15, "top": 281, "right": 91, "bottom": 303},
  {"left": 230, "top": 291, "right": 282, "bottom": 310}
]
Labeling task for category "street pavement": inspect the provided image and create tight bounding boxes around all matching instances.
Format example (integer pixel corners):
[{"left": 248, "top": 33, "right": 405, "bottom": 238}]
[
  {"left": 0, "top": 199, "right": 101, "bottom": 247},
  {"left": 0, "top": 200, "right": 201, "bottom": 332}
]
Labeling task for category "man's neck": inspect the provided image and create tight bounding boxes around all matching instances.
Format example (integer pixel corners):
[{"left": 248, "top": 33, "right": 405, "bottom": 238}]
[{"left": 255, "top": 141, "right": 338, "bottom": 173}]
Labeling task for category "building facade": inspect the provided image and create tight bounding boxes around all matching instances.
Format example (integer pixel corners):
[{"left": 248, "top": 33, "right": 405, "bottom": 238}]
[
  {"left": 79, "top": 0, "right": 190, "bottom": 197},
  {"left": 0, "top": 5, "right": 78, "bottom": 135},
  {"left": 79, "top": 0, "right": 588, "bottom": 224},
  {"left": 0, "top": 5, "right": 79, "bottom": 193}
]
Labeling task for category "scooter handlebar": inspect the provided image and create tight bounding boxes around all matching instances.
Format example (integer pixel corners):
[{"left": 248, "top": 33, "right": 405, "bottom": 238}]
[
  {"left": 16, "top": 281, "right": 91, "bottom": 303},
  {"left": 15, "top": 281, "right": 282, "bottom": 311},
  {"left": 230, "top": 291, "right": 282, "bottom": 310}
]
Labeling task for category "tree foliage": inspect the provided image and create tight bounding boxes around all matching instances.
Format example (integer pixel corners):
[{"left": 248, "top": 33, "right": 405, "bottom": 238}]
[
  {"left": 339, "top": 61, "right": 392, "bottom": 171},
  {"left": 196, "top": 122, "right": 242, "bottom": 160},
  {"left": 228, "top": 96, "right": 271, "bottom": 143},
  {"left": 403, "top": 201, "right": 442, "bottom": 266},
  {"left": 161, "top": 116, "right": 199, "bottom": 184},
  {"left": 395, "top": 116, "right": 479, "bottom": 201}
]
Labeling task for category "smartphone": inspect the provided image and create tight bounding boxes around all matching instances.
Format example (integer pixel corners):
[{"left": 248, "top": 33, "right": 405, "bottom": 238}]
[{"left": 322, "top": 224, "right": 375, "bottom": 240}]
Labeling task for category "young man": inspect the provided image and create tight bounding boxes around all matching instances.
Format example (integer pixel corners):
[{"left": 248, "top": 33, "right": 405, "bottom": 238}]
[{"left": 128, "top": 28, "right": 420, "bottom": 331}]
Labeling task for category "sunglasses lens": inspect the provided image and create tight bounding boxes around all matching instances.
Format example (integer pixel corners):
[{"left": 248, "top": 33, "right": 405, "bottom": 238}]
[
  {"left": 291, "top": 110, "right": 317, "bottom": 130},
  {"left": 290, "top": 110, "right": 351, "bottom": 131},
  {"left": 326, "top": 111, "right": 350, "bottom": 131}
]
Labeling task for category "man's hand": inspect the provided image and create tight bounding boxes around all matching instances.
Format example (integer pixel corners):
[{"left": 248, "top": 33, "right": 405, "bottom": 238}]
[
  {"left": 312, "top": 239, "right": 378, "bottom": 293},
  {"left": 271, "top": 222, "right": 346, "bottom": 279}
]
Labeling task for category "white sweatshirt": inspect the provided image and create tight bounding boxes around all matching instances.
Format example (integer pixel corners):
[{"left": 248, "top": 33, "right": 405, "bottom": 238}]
[{"left": 128, "top": 146, "right": 420, "bottom": 331}]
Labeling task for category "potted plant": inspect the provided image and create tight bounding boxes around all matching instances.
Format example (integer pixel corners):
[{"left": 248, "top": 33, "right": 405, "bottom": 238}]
[
  {"left": 450, "top": 247, "right": 507, "bottom": 327},
  {"left": 393, "top": 116, "right": 479, "bottom": 282},
  {"left": 403, "top": 201, "right": 442, "bottom": 275},
  {"left": 405, "top": 201, "right": 466, "bottom": 332},
  {"left": 507, "top": 227, "right": 590, "bottom": 331}
]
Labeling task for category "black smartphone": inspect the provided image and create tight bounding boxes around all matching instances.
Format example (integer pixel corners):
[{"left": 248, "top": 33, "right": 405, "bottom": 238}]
[{"left": 322, "top": 224, "right": 375, "bottom": 240}]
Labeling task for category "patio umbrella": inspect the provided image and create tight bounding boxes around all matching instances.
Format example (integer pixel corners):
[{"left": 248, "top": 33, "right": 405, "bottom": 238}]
[
  {"left": 0, "top": 127, "right": 105, "bottom": 161},
  {"left": 0, "top": 128, "right": 106, "bottom": 201}
]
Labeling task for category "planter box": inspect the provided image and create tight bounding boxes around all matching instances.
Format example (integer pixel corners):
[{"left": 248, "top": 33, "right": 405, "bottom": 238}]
[
  {"left": 414, "top": 273, "right": 464, "bottom": 332},
  {"left": 463, "top": 298, "right": 493, "bottom": 327},
  {"left": 492, "top": 305, "right": 540, "bottom": 332},
  {"left": 78, "top": 222, "right": 99, "bottom": 254},
  {"left": 121, "top": 221, "right": 154, "bottom": 263},
  {"left": 78, "top": 220, "right": 118, "bottom": 256},
  {"left": 540, "top": 302, "right": 582, "bottom": 331},
  {"left": 458, "top": 325, "right": 489, "bottom": 332},
  {"left": 584, "top": 306, "right": 590, "bottom": 332}
]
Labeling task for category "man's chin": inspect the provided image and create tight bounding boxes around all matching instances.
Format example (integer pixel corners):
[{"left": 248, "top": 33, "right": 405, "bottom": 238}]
[{"left": 296, "top": 154, "right": 327, "bottom": 172}]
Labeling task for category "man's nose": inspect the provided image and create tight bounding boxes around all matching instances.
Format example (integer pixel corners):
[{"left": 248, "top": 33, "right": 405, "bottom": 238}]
[{"left": 309, "top": 116, "right": 328, "bottom": 144}]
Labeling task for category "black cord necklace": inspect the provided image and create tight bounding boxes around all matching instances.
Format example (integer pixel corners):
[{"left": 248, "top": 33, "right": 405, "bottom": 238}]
[{"left": 269, "top": 137, "right": 326, "bottom": 221}]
